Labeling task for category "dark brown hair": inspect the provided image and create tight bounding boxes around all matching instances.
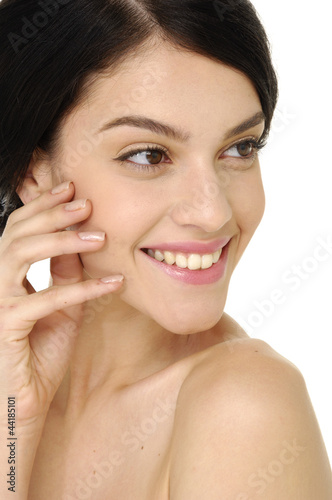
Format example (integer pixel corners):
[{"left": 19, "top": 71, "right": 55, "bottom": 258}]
[{"left": 0, "top": 0, "right": 278, "bottom": 233}]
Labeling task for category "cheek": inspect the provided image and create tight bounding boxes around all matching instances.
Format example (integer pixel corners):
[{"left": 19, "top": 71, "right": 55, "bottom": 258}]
[
  {"left": 73, "top": 177, "right": 167, "bottom": 274},
  {"left": 230, "top": 168, "right": 265, "bottom": 237},
  {"left": 81, "top": 194, "right": 156, "bottom": 241}
]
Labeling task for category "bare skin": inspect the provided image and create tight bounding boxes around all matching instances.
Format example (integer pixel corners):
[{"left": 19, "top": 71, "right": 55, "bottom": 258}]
[{"left": 1, "top": 40, "right": 331, "bottom": 499}]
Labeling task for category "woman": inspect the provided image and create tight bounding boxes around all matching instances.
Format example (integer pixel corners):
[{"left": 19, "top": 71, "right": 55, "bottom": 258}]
[{"left": 0, "top": 0, "right": 331, "bottom": 498}]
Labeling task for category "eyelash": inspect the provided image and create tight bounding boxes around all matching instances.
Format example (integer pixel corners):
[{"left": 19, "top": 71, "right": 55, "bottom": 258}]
[{"left": 114, "top": 138, "right": 266, "bottom": 173}]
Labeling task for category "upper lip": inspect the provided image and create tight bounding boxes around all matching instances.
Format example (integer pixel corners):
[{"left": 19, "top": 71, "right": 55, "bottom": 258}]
[{"left": 141, "top": 237, "right": 231, "bottom": 255}]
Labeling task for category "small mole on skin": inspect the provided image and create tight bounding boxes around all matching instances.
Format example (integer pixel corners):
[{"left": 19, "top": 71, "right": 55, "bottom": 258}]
[{"left": 141, "top": 446, "right": 144, "bottom": 450}]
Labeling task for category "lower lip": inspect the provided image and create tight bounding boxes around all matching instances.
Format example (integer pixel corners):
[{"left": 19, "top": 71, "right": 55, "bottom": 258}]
[{"left": 140, "top": 241, "right": 230, "bottom": 285}]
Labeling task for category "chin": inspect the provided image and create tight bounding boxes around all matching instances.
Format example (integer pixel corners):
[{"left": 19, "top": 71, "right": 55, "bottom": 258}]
[{"left": 156, "top": 307, "right": 225, "bottom": 336}]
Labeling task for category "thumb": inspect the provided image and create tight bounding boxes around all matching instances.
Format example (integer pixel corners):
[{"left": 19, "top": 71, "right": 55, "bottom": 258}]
[{"left": 50, "top": 253, "right": 84, "bottom": 286}]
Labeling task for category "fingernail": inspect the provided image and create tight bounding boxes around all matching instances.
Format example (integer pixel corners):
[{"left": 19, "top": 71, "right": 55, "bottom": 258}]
[
  {"left": 65, "top": 199, "right": 87, "bottom": 212},
  {"left": 78, "top": 231, "right": 105, "bottom": 242},
  {"left": 100, "top": 275, "right": 124, "bottom": 283},
  {"left": 51, "top": 181, "right": 72, "bottom": 195}
]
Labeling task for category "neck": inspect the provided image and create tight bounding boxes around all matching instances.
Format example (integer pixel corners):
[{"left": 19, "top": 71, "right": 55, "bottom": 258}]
[{"left": 51, "top": 290, "right": 194, "bottom": 416}]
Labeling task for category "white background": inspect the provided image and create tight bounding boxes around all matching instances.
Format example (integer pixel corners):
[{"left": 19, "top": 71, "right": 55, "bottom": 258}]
[
  {"left": 226, "top": 0, "right": 332, "bottom": 465},
  {"left": 25, "top": 0, "right": 332, "bottom": 464}
]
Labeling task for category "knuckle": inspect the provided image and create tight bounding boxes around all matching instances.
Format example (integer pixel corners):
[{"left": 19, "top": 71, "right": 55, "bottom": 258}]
[
  {"left": 50, "top": 205, "right": 68, "bottom": 231},
  {"left": 5, "top": 204, "right": 28, "bottom": 229},
  {"left": 39, "top": 284, "right": 61, "bottom": 304},
  {"left": 2, "top": 208, "right": 27, "bottom": 240},
  {"left": 6, "top": 210, "right": 19, "bottom": 227},
  {"left": 41, "top": 284, "right": 76, "bottom": 310},
  {"left": 6, "top": 236, "right": 27, "bottom": 259},
  {"left": 0, "top": 299, "right": 20, "bottom": 329},
  {"left": 2, "top": 214, "right": 17, "bottom": 238},
  {"left": 56, "top": 230, "right": 72, "bottom": 248},
  {"left": 50, "top": 203, "right": 83, "bottom": 232}
]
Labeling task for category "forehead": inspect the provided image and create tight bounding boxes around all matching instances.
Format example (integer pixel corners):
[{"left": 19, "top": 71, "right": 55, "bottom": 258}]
[{"left": 62, "top": 41, "right": 262, "bottom": 136}]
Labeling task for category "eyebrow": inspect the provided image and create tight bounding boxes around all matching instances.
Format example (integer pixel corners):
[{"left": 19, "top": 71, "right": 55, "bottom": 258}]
[{"left": 97, "top": 111, "right": 265, "bottom": 142}]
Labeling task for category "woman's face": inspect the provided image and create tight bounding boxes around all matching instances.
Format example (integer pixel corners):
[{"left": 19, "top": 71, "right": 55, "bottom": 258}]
[{"left": 52, "top": 42, "right": 266, "bottom": 334}]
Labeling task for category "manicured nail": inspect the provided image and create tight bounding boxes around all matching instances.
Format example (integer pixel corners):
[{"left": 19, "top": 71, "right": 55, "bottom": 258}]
[
  {"left": 78, "top": 232, "right": 105, "bottom": 242},
  {"left": 51, "top": 181, "right": 72, "bottom": 195},
  {"left": 100, "top": 275, "right": 124, "bottom": 284},
  {"left": 65, "top": 199, "right": 87, "bottom": 212}
]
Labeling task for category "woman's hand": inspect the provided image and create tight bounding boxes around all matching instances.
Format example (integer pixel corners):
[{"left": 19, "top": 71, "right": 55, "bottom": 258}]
[{"left": 0, "top": 181, "right": 124, "bottom": 432}]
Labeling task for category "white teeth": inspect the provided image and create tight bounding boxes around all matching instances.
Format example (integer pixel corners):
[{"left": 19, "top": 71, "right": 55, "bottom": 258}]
[
  {"left": 176, "top": 254, "right": 188, "bottom": 269},
  {"left": 212, "top": 251, "right": 221, "bottom": 264},
  {"left": 164, "top": 251, "right": 176, "bottom": 265},
  {"left": 154, "top": 250, "right": 164, "bottom": 262},
  {"left": 145, "top": 248, "right": 223, "bottom": 270},
  {"left": 188, "top": 254, "right": 202, "bottom": 271},
  {"left": 201, "top": 254, "right": 214, "bottom": 269}
]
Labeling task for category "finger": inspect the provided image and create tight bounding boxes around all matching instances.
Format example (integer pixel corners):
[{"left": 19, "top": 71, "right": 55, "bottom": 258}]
[
  {"left": 4, "top": 197, "right": 92, "bottom": 242},
  {"left": 2, "top": 181, "right": 75, "bottom": 233},
  {"left": 50, "top": 253, "right": 84, "bottom": 286},
  {"left": 3, "top": 277, "right": 124, "bottom": 341},
  {"left": 0, "top": 231, "right": 106, "bottom": 293}
]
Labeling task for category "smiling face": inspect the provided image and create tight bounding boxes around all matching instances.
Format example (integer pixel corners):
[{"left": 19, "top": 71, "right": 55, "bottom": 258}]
[{"left": 51, "top": 41, "right": 266, "bottom": 335}]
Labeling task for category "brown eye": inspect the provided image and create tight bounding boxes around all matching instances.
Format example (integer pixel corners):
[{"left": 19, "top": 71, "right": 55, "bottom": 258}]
[
  {"left": 237, "top": 142, "right": 254, "bottom": 157},
  {"left": 222, "top": 140, "right": 257, "bottom": 160},
  {"left": 146, "top": 150, "right": 163, "bottom": 164},
  {"left": 121, "top": 148, "right": 168, "bottom": 167}
]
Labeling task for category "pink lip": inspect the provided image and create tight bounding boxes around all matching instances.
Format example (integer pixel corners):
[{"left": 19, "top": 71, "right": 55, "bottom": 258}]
[
  {"left": 140, "top": 240, "right": 231, "bottom": 286},
  {"left": 141, "top": 237, "right": 231, "bottom": 256}
]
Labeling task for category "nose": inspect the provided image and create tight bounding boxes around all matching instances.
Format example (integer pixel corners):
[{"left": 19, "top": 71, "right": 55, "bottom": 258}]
[{"left": 169, "top": 166, "right": 232, "bottom": 233}]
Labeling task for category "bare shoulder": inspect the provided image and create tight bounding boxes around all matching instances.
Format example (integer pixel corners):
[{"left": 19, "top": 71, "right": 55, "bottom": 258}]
[{"left": 169, "top": 337, "right": 332, "bottom": 499}]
